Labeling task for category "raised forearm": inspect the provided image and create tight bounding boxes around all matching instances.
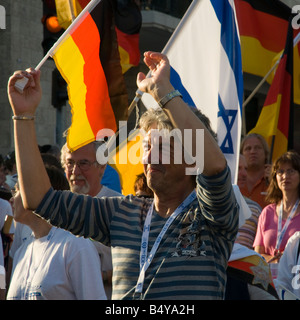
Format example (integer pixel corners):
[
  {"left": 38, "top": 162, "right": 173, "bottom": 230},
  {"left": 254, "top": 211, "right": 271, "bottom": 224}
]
[
  {"left": 162, "top": 94, "right": 226, "bottom": 176},
  {"left": 137, "top": 51, "right": 226, "bottom": 176},
  {"left": 13, "top": 119, "right": 51, "bottom": 210},
  {"left": 8, "top": 69, "right": 51, "bottom": 210}
]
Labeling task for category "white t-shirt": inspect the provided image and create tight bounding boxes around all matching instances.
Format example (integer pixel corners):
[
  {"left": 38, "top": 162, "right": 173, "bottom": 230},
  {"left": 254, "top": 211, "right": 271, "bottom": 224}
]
[
  {"left": 9, "top": 222, "right": 32, "bottom": 259},
  {"left": 275, "top": 231, "right": 300, "bottom": 299},
  {"left": 0, "top": 198, "right": 13, "bottom": 287},
  {"left": 10, "top": 186, "right": 122, "bottom": 263},
  {"left": 0, "top": 198, "right": 12, "bottom": 231},
  {"left": 7, "top": 227, "right": 107, "bottom": 300}
]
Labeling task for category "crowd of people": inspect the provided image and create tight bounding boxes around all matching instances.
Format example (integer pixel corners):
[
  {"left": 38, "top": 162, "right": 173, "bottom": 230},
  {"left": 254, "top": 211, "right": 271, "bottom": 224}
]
[
  {"left": 0, "top": 51, "right": 299, "bottom": 300},
  {"left": 236, "top": 135, "right": 300, "bottom": 299}
]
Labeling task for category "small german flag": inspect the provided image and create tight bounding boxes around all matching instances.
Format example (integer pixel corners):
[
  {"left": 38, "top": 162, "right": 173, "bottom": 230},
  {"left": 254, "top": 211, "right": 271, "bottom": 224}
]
[
  {"left": 249, "top": 17, "right": 294, "bottom": 162},
  {"left": 113, "top": 0, "right": 142, "bottom": 73}
]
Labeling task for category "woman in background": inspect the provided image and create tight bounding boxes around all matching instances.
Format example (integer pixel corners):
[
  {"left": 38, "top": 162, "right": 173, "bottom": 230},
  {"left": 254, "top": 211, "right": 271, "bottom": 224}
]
[{"left": 254, "top": 151, "right": 300, "bottom": 277}]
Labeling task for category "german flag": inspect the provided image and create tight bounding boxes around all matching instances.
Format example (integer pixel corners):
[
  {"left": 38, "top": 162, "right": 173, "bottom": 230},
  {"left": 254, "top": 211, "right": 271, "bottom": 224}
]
[
  {"left": 113, "top": 0, "right": 142, "bottom": 73},
  {"left": 234, "top": 0, "right": 290, "bottom": 83},
  {"left": 249, "top": 18, "right": 294, "bottom": 162},
  {"left": 52, "top": 0, "right": 128, "bottom": 152}
]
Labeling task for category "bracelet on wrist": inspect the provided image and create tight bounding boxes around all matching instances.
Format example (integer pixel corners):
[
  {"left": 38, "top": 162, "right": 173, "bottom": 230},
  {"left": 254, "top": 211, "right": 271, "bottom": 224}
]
[
  {"left": 158, "top": 90, "right": 182, "bottom": 109},
  {"left": 12, "top": 115, "right": 35, "bottom": 121}
]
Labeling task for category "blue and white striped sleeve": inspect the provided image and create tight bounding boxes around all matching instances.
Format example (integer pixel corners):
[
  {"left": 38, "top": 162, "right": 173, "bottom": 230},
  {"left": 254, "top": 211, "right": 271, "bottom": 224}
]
[
  {"left": 34, "top": 188, "right": 123, "bottom": 245},
  {"left": 196, "top": 165, "right": 239, "bottom": 242}
]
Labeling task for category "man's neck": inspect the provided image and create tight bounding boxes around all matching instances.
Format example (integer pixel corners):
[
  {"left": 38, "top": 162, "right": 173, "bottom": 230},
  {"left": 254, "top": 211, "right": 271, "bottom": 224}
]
[
  {"left": 29, "top": 217, "right": 52, "bottom": 239},
  {"left": 89, "top": 184, "right": 103, "bottom": 197},
  {"left": 282, "top": 191, "right": 299, "bottom": 212},
  {"left": 153, "top": 187, "right": 195, "bottom": 218},
  {"left": 246, "top": 166, "right": 265, "bottom": 191}
]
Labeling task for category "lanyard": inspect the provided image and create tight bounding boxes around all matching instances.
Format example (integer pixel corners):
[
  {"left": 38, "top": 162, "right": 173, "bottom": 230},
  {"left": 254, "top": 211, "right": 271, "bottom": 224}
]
[
  {"left": 275, "top": 198, "right": 300, "bottom": 251},
  {"left": 135, "top": 190, "right": 197, "bottom": 298}
]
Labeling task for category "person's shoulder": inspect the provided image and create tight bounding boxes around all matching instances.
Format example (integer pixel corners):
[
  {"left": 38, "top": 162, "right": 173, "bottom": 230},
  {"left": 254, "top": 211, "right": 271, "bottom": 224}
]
[
  {"left": 119, "top": 194, "right": 153, "bottom": 212},
  {"left": 97, "top": 186, "right": 123, "bottom": 198},
  {"left": 0, "top": 197, "right": 11, "bottom": 209},
  {"left": 0, "top": 197, "right": 12, "bottom": 215},
  {"left": 54, "top": 227, "right": 95, "bottom": 249},
  {"left": 244, "top": 197, "right": 262, "bottom": 212},
  {"left": 259, "top": 203, "right": 276, "bottom": 220},
  {"left": 287, "top": 231, "right": 300, "bottom": 246},
  {"left": 262, "top": 203, "right": 276, "bottom": 212}
]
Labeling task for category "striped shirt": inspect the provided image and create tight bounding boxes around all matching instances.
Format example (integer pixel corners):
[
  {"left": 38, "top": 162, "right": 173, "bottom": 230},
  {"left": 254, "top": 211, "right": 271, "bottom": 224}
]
[
  {"left": 236, "top": 197, "right": 262, "bottom": 249},
  {"left": 35, "top": 166, "right": 238, "bottom": 300}
]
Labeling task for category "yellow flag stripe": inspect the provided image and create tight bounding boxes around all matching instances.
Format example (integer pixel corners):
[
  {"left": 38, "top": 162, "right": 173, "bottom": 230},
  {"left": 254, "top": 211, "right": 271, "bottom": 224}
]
[
  {"left": 53, "top": 35, "right": 95, "bottom": 151},
  {"left": 249, "top": 95, "right": 282, "bottom": 137},
  {"left": 240, "top": 36, "right": 280, "bottom": 83},
  {"left": 118, "top": 46, "right": 132, "bottom": 74},
  {"left": 271, "top": 129, "right": 288, "bottom": 161}
]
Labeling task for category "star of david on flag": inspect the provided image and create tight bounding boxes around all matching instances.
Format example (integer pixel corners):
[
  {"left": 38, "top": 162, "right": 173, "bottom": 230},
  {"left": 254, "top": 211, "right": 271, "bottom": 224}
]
[
  {"left": 141, "top": 0, "right": 243, "bottom": 183},
  {"left": 218, "top": 100, "right": 238, "bottom": 154}
]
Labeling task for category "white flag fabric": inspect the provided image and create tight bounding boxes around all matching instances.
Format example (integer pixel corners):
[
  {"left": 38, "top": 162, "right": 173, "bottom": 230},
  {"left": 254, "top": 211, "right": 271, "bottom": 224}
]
[{"left": 141, "top": 0, "right": 243, "bottom": 183}]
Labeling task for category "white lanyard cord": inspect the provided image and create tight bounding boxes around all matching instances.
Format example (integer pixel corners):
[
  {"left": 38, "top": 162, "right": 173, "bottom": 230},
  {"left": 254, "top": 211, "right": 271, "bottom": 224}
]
[
  {"left": 275, "top": 198, "right": 300, "bottom": 251},
  {"left": 135, "top": 190, "right": 197, "bottom": 297}
]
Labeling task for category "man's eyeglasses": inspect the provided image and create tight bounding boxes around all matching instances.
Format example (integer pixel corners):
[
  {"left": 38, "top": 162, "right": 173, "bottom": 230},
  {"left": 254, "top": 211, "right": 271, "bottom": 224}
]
[
  {"left": 276, "top": 168, "right": 297, "bottom": 177},
  {"left": 65, "top": 159, "right": 98, "bottom": 172}
]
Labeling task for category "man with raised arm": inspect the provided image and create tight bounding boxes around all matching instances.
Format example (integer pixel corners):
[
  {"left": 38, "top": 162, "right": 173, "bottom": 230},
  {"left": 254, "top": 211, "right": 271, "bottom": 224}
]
[{"left": 8, "top": 51, "right": 238, "bottom": 300}]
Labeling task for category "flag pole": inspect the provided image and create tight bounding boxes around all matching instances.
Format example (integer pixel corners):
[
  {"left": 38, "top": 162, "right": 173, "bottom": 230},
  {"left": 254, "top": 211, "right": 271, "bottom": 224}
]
[
  {"left": 268, "top": 135, "right": 275, "bottom": 164},
  {"left": 69, "top": 0, "right": 76, "bottom": 21},
  {"left": 241, "top": 59, "right": 279, "bottom": 136},
  {"left": 128, "top": 90, "right": 143, "bottom": 115},
  {"left": 14, "top": 0, "right": 101, "bottom": 92},
  {"left": 125, "top": 0, "right": 197, "bottom": 111},
  {"left": 39, "top": 0, "right": 101, "bottom": 61},
  {"left": 242, "top": 59, "right": 279, "bottom": 109},
  {"left": 102, "top": 89, "right": 144, "bottom": 165}
]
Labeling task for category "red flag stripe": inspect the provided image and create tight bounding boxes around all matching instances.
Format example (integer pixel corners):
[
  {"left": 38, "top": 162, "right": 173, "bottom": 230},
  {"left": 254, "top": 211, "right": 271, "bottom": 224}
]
[
  {"left": 277, "top": 73, "right": 292, "bottom": 138},
  {"left": 235, "top": 1, "right": 288, "bottom": 53},
  {"left": 77, "top": 0, "right": 90, "bottom": 10},
  {"left": 263, "top": 55, "right": 288, "bottom": 106},
  {"left": 70, "top": 12, "right": 117, "bottom": 136},
  {"left": 116, "top": 27, "right": 140, "bottom": 66}
]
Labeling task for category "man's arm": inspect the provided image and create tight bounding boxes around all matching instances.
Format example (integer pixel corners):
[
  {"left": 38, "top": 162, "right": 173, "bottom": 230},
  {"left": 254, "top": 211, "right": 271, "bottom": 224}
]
[
  {"left": 136, "top": 51, "right": 226, "bottom": 176},
  {"left": 8, "top": 69, "right": 51, "bottom": 210}
]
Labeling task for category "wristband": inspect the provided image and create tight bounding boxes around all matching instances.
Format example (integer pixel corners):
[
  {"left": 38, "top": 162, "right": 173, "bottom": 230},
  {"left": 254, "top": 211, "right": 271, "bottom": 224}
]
[
  {"left": 158, "top": 90, "right": 182, "bottom": 109},
  {"left": 12, "top": 115, "right": 35, "bottom": 120}
]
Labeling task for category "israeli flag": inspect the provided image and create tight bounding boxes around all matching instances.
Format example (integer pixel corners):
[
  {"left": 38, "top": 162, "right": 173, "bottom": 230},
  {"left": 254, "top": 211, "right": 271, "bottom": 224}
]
[{"left": 142, "top": 0, "right": 243, "bottom": 183}]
